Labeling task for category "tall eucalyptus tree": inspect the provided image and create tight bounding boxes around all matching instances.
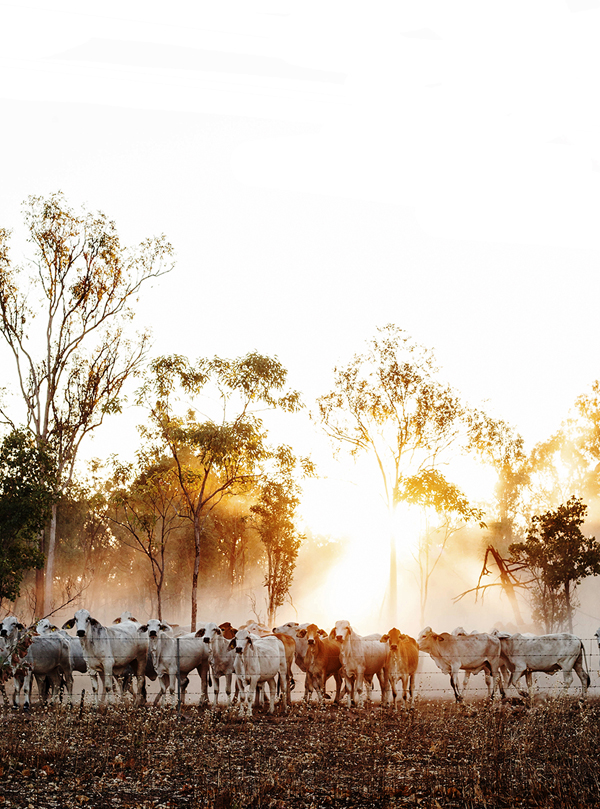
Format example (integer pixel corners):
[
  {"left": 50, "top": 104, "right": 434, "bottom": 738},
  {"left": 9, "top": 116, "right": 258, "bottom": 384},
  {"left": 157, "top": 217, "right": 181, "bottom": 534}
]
[{"left": 0, "top": 192, "right": 173, "bottom": 614}]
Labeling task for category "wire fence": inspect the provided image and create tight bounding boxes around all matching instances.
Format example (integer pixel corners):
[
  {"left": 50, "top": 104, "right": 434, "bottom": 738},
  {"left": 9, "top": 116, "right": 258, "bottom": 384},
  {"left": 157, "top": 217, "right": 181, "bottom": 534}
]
[{"left": 3, "top": 633, "right": 600, "bottom": 706}]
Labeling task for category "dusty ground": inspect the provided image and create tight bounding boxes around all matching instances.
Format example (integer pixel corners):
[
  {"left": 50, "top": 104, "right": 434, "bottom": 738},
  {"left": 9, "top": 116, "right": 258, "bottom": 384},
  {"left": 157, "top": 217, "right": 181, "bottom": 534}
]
[{"left": 1, "top": 697, "right": 600, "bottom": 808}]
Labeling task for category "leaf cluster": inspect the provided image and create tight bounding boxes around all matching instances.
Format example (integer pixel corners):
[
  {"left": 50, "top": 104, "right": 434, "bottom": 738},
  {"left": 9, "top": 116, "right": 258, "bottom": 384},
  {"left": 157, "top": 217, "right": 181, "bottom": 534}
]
[{"left": 0, "top": 429, "right": 57, "bottom": 602}]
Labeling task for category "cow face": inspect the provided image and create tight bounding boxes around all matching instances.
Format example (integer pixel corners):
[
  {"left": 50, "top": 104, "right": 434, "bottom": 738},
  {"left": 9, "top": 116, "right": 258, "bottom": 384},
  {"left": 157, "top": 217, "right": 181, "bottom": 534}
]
[
  {"left": 382, "top": 627, "right": 402, "bottom": 651},
  {"left": 62, "top": 609, "right": 100, "bottom": 638},
  {"left": 141, "top": 618, "right": 170, "bottom": 638},
  {"left": 334, "top": 620, "right": 352, "bottom": 643},
  {"left": 417, "top": 627, "right": 440, "bottom": 653},
  {"left": 273, "top": 621, "right": 298, "bottom": 634},
  {"left": 230, "top": 629, "right": 253, "bottom": 654},
  {"left": 305, "top": 624, "right": 321, "bottom": 646},
  {"left": 198, "top": 622, "right": 219, "bottom": 644},
  {"left": 0, "top": 616, "right": 24, "bottom": 639}
]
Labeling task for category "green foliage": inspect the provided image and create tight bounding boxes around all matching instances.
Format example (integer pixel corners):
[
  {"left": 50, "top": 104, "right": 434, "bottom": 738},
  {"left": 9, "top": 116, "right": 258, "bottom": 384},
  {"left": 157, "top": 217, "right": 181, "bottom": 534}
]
[
  {"left": 0, "top": 191, "right": 174, "bottom": 483},
  {"left": 398, "top": 469, "right": 486, "bottom": 528},
  {"left": 138, "top": 352, "right": 309, "bottom": 629},
  {"left": 510, "top": 496, "right": 600, "bottom": 631},
  {"left": 0, "top": 429, "right": 57, "bottom": 604},
  {"left": 251, "top": 478, "right": 304, "bottom": 625}
]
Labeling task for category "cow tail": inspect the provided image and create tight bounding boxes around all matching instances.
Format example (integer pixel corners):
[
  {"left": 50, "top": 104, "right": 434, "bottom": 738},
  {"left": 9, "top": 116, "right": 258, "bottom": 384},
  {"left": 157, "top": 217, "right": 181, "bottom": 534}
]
[{"left": 580, "top": 641, "right": 591, "bottom": 687}]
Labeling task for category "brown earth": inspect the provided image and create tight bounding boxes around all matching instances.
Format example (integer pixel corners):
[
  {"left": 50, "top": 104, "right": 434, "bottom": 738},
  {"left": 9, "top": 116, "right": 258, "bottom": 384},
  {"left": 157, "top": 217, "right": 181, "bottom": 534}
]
[{"left": 1, "top": 697, "right": 599, "bottom": 808}]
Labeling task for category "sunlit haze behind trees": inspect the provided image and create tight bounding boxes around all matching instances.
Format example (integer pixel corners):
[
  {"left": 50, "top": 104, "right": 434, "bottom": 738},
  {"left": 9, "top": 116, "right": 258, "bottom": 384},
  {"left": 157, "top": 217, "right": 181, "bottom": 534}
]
[{"left": 2, "top": 2, "right": 600, "bottom": 637}]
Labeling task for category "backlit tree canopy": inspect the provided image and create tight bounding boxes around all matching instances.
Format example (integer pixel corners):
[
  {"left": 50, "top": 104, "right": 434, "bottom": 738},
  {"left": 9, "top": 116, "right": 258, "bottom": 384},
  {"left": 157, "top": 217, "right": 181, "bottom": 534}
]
[
  {"left": 317, "top": 324, "right": 470, "bottom": 619},
  {"left": 0, "top": 192, "right": 173, "bottom": 615},
  {"left": 510, "top": 497, "right": 600, "bottom": 632}
]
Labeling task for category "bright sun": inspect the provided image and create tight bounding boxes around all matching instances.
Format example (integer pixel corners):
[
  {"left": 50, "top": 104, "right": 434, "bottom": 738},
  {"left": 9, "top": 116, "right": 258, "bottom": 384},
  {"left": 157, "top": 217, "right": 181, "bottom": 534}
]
[{"left": 297, "top": 452, "right": 497, "bottom": 633}]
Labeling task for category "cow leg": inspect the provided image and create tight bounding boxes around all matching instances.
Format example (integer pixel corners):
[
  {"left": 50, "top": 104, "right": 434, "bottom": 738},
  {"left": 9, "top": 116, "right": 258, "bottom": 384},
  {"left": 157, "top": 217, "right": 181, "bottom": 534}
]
[
  {"left": 408, "top": 673, "right": 416, "bottom": 704},
  {"left": 22, "top": 671, "right": 34, "bottom": 710},
  {"left": 303, "top": 671, "right": 314, "bottom": 702},
  {"left": 331, "top": 671, "right": 343, "bottom": 704},
  {"left": 197, "top": 665, "right": 209, "bottom": 705},
  {"left": 266, "top": 676, "right": 277, "bottom": 714},
  {"left": 102, "top": 664, "right": 115, "bottom": 703},
  {"left": 561, "top": 667, "right": 575, "bottom": 693},
  {"left": 87, "top": 669, "right": 100, "bottom": 705},
  {"left": 574, "top": 658, "right": 590, "bottom": 698},
  {"left": 376, "top": 671, "right": 390, "bottom": 706},
  {"left": 12, "top": 673, "right": 24, "bottom": 709},
  {"left": 449, "top": 667, "right": 463, "bottom": 703}
]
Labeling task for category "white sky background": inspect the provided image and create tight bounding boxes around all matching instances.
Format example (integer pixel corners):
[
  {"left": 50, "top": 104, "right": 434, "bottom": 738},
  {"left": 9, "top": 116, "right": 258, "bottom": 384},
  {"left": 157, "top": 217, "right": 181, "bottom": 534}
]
[{"left": 1, "top": 0, "right": 600, "bottom": 543}]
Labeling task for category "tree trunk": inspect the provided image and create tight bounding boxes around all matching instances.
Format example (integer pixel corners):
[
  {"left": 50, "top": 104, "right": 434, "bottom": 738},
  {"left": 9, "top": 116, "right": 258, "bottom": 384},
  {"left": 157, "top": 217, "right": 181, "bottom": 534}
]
[
  {"left": 43, "top": 503, "right": 57, "bottom": 617},
  {"left": 564, "top": 580, "right": 573, "bottom": 633},
  {"left": 35, "top": 527, "right": 46, "bottom": 620},
  {"left": 487, "top": 546, "right": 525, "bottom": 626},
  {"left": 190, "top": 512, "right": 202, "bottom": 632},
  {"left": 388, "top": 529, "right": 397, "bottom": 624}
]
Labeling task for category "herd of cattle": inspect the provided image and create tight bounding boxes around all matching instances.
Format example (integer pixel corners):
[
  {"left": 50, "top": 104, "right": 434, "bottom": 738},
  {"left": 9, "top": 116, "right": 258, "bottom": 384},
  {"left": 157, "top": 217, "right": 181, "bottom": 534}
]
[{"left": 0, "top": 609, "right": 597, "bottom": 714}]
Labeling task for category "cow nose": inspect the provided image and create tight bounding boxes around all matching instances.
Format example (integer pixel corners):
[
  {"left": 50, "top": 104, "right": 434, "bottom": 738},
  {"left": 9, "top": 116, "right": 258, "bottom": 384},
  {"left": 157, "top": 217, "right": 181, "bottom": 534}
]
[
  {"left": 150, "top": 631, "right": 157, "bottom": 638},
  {"left": 0, "top": 630, "right": 6, "bottom": 637},
  {"left": 203, "top": 637, "right": 210, "bottom": 644},
  {"left": 307, "top": 638, "right": 315, "bottom": 645},
  {"left": 391, "top": 645, "right": 397, "bottom": 651},
  {"left": 235, "top": 647, "right": 242, "bottom": 654},
  {"left": 336, "top": 635, "right": 343, "bottom": 642},
  {"left": 77, "top": 630, "right": 85, "bottom": 637}
]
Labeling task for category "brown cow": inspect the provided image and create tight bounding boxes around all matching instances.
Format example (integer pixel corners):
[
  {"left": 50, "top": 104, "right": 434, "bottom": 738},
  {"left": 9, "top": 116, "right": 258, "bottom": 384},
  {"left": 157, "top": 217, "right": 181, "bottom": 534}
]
[
  {"left": 273, "top": 632, "right": 296, "bottom": 703},
  {"left": 380, "top": 628, "right": 418, "bottom": 707},
  {"left": 296, "top": 624, "right": 343, "bottom": 704}
]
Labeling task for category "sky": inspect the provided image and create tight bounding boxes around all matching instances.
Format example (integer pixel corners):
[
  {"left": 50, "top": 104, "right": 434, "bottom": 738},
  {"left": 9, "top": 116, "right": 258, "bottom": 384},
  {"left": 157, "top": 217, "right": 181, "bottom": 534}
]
[{"left": 2, "top": 2, "right": 600, "bottom": 627}]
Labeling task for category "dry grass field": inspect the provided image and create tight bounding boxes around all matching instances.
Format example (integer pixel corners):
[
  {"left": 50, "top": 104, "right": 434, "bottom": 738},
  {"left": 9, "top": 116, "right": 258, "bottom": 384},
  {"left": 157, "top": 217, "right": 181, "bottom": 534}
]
[{"left": 1, "top": 697, "right": 600, "bottom": 809}]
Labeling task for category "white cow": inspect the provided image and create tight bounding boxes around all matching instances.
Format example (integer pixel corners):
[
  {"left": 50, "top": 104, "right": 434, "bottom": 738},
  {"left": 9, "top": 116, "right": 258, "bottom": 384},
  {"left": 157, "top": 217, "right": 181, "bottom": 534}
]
[
  {"left": 140, "top": 618, "right": 211, "bottom": 706},
  {"left": 37, "top": 619, "right": 87, "bottom": 674},
  {"left": 418, "top": 627, "right": 504, "bottom": 703},
  {"left": 198, "top": 622, "right": 237, "bottom": 706},
  {"left": 62, "top": 609, "right": 148, "bottom": 705},
  {"left": 498, "top": 632, "right": 590, "bottom": 699},
  {"left": 229, "top": 629, "right": 287, "bottom": 716},
  {"left": 451, "top": 627, "right": 502, "bottom": 699},
  {"left": 333, "top": 620, "right": 389, "bottom": 708},
  {"left": 0, "top": 617, "right": 73, "bottom": 709}
]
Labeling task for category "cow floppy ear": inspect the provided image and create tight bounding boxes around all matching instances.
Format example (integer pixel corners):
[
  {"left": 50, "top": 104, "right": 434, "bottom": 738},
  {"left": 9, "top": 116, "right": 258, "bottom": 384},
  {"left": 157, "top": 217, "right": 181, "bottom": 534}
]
[
  {"left": 160, "top": 623, "right": 171, "bottom": 632},
  {"left": 297, "top": 629, "right": 307, "bottom": 638},
  {"left": 195, "top": 628, "right": 206, "bottom": 638},
  {"left": 62, "top": 618, "right": 75, "bottom": 630},
  {"left": 317, "top": 629, "right": 327, "bottom": 638},
  {"left": 380, "top": 634, "right": 389, "bottom": 643},
  {"left": 328, "top": 628, "right": 336, "bottom": 640},
  {"left": 228, "top": 638, "right": 236, "bottom": 651},
  {"left": 89, "top": 617, "right": 100, "bottom": 627},
  {"left": 113, "top": 617, "right": 121, "bottom": 623},
  {"left": 247, "top": 636, "right": 253, "bottom": 647},
  {"left": 138, "top": 625, "right": 148, "bottom": 633}
]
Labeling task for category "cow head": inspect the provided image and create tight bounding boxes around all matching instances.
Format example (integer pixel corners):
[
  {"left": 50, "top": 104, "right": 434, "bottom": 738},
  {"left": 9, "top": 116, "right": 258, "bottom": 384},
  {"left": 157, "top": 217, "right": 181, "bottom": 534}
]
[
  {"left": 198, "top": 622, "right": 221, "bottom": 643},
  {"left": 305, "top": 624, "right": 321, "bottom": 646},
  {"left": 139, "top": 618, "right": 170, "bottom": 638},
  {"left": 417, "top": 627, "right": 442, "bottom": 652},
  {"left": 0, "top": 616, "right": 24, "bottom": 639},
  {"left": 381, "top": 627, "right": 403, "bottom": 651},
  {"left": 229, "top": 629, "right": 253, "bottom": 654},
  {"left": 62, "top": 609, "right": 100, "bottom": 638},
  {"left": 334, "top": 620, "right": 352, "bottom": 643}
]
